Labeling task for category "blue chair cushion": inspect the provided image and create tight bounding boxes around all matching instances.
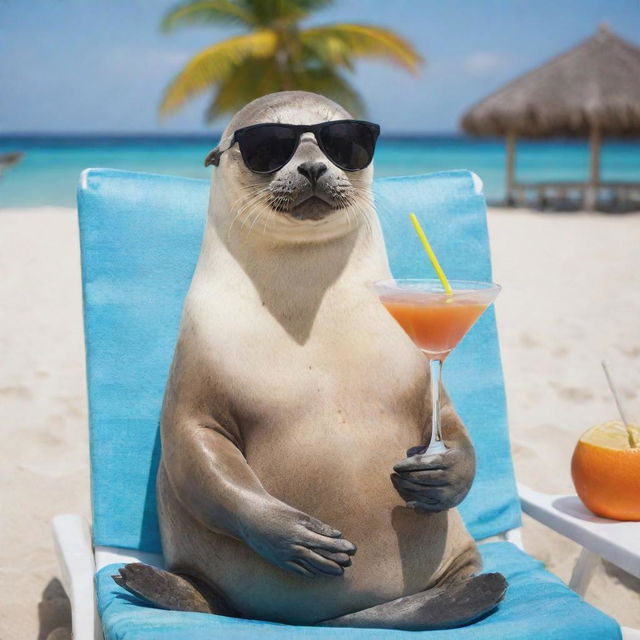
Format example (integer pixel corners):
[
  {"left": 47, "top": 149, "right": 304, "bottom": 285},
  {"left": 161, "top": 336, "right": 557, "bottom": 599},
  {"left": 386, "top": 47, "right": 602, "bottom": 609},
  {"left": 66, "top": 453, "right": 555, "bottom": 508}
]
[
  {"left": 96, "top": 541, "right": 621, "bottom": 640},
  {"left": 79, "top": 168, "right": 519, "bottom": 552}
]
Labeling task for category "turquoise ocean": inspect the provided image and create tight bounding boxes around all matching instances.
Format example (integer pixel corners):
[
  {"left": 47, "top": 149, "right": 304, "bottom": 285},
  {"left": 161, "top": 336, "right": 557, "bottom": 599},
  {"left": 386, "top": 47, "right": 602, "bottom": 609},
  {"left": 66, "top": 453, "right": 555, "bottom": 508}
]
[{"left": 1, "top": 135, "right": 639, "bottom": 208}]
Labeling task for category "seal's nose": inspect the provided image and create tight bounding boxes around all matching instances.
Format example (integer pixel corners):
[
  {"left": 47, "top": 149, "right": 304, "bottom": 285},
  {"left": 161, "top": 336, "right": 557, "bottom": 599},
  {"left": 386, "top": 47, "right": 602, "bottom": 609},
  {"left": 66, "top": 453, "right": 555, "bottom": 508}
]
[{"left": 297, "top": 161, "right": 327, "bottom": 188}]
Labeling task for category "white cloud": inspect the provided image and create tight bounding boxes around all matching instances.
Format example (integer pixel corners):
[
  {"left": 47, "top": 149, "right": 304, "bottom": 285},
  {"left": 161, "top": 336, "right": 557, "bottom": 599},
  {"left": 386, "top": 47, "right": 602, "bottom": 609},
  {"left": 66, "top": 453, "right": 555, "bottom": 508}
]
[{"left": 463, "top": 51, "right": 506, "bottom": 76}]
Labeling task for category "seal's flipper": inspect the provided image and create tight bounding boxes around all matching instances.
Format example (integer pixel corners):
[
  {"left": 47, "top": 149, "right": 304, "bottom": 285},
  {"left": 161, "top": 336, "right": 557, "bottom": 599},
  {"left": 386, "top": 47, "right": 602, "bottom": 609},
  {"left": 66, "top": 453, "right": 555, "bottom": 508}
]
[
  {"left": 319, "top": 572, "right": 507, "bottom": 631},
  {"left": 113, "top": 563, "right": 236, "bottom": 616}
]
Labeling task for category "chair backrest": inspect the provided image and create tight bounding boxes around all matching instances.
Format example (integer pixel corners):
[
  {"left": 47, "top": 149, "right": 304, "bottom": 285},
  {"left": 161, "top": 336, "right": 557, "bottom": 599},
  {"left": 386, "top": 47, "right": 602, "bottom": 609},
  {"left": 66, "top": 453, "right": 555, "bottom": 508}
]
[{"left": 78, "top": 168, "right": 520, "bottom": 553}]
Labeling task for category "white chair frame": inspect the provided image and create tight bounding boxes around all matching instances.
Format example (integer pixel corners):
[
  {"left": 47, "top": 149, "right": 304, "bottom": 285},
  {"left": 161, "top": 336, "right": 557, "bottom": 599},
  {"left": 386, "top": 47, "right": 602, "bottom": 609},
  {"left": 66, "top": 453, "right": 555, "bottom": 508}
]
[{"left": 52, "top": 483, "right": 640, "bottom": 640}]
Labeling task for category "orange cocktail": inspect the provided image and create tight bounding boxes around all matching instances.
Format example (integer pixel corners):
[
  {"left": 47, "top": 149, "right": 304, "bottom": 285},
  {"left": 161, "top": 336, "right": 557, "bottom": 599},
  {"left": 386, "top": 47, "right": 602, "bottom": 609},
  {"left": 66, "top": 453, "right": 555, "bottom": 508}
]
[
  {"left": 373, "top": 279, "right": 501, "bottom": 455},
  {"left": 381, "top": 299, "right": 487, "bottom": 360}
]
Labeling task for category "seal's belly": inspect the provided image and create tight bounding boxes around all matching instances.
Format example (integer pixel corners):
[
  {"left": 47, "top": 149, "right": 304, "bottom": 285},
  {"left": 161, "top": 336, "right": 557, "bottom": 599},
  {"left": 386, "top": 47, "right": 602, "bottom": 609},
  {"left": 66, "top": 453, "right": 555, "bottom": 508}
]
[{"left": 161, "top": 402, "right": 476, "bottom": 624}]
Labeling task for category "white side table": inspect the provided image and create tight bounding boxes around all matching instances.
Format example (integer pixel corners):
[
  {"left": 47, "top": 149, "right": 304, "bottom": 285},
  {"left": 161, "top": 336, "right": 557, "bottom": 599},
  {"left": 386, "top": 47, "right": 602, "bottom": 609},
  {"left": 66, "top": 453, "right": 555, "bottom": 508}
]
[{"left": 519, "top": 483, "right": 640, "bottom": 591}]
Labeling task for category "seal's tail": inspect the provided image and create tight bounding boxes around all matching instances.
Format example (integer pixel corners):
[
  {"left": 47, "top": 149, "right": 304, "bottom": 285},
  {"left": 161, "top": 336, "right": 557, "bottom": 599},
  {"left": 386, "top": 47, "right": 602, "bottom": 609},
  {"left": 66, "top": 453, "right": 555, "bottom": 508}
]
[
  {"left": 112, "top": 563, "right": 236, "bottom": 616},
  {"left": 319, "top": 572, "right": 507, "bottom": 631}
]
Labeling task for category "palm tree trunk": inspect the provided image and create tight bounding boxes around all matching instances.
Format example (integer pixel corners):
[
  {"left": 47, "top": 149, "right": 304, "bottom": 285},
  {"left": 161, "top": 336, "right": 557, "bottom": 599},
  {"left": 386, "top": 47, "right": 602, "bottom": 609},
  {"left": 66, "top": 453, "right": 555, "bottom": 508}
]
[{"left": 274, "top": 26, "right": 296, "bottom": 91}]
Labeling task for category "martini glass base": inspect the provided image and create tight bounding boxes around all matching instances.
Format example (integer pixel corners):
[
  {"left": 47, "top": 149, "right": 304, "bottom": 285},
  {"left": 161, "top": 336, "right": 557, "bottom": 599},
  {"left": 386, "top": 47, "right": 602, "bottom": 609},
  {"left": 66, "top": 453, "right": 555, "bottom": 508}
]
[{"left": 424, "top": 439, "right": 448, "bottom": 456}]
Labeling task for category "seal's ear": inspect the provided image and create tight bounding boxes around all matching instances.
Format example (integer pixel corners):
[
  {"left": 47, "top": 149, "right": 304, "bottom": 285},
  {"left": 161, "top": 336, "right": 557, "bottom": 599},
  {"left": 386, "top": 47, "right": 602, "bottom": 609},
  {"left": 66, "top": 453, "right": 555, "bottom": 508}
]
[{"left": 204, "top": 147, "right": 221, "bottom": 167}]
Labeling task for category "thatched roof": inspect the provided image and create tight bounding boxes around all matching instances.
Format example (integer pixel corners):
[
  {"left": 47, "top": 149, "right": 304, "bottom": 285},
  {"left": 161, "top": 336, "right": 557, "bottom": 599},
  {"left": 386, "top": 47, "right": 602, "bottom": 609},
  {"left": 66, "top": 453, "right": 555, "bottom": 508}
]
[{"left": 461, "top": 25, "right": 640, "bottom": 138}]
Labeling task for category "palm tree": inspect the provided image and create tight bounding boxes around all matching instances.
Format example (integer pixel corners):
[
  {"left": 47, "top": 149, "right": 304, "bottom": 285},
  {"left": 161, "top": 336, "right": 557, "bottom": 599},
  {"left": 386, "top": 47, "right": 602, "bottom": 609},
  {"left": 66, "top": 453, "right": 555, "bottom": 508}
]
[{"left": 159, "top": 0, "right": 423, "bottom": 121}]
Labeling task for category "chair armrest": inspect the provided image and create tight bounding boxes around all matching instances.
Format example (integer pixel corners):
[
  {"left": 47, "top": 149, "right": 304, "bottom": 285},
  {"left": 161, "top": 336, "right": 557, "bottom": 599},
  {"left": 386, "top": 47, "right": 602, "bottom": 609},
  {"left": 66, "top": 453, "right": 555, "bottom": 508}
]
[
  {"left": 51, "top": 514, "right": 102, "bottom": 640},
  {"left": 517, "top": 483, "right": 640, "bottom": 581},
  {"left": 95, "top": 545, "right": 164, "bottom": 571}
]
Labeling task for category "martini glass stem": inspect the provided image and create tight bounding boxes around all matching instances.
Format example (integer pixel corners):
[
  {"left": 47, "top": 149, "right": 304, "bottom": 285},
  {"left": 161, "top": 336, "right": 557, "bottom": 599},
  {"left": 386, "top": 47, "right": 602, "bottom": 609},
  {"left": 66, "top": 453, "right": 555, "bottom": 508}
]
[{"left": 427, "top": 358, "right": 448, "bottom": 455}]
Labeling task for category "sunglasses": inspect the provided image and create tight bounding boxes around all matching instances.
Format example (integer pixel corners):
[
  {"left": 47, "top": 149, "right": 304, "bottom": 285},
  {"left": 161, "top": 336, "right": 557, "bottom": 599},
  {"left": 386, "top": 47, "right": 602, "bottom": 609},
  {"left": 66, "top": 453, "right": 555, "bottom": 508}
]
[{"left": 205, "top": 119, "right": 380, "bottom": 174}]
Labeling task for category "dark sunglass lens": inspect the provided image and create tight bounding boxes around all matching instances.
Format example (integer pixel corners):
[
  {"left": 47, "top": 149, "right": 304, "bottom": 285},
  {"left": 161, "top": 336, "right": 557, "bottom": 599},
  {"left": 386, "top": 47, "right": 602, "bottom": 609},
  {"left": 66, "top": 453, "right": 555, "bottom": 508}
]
[
  {"left": 239, "top": 125, "right": 298, "bottom": 173},
  {"left": 320, "top": 122, "right": 378, "bottom": 171}
]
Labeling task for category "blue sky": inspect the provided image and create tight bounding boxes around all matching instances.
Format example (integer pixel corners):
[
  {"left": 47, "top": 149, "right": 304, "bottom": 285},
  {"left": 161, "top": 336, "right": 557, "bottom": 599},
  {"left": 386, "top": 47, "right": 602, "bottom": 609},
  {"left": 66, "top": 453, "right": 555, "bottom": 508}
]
[{"left": 1, "top": 0, "right": 638, "bottom": 134}]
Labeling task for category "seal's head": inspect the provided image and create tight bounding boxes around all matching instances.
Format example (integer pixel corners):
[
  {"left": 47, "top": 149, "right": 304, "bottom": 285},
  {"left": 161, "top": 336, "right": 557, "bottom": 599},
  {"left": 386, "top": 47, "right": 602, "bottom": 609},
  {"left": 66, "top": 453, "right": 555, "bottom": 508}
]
[{"left": 207, "top": 91, "right": 377, "bottom": 242}]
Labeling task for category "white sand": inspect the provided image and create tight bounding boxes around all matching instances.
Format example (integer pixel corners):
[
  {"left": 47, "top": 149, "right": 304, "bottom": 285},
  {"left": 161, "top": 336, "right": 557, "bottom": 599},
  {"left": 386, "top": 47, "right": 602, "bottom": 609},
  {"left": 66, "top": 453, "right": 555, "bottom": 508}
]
[
  {"left": 0, "top": 206, "right": 639, "bottom": 638},
  {"left": 0, "top": 208, "right": 90, "bottom": 640},
  {"left": 488, "top": 208, "right": 640, "bottom": 628}
]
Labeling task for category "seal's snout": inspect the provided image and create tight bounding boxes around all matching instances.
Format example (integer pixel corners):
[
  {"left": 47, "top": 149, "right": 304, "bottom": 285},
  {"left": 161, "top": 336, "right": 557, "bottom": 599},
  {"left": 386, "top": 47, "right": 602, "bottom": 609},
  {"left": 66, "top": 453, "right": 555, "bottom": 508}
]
[
  {"left": 267, "top": 155, "right": 355, "bottom": 220},
  {"left": 297, "top": 161, "right": 328, "bottom": 189}
]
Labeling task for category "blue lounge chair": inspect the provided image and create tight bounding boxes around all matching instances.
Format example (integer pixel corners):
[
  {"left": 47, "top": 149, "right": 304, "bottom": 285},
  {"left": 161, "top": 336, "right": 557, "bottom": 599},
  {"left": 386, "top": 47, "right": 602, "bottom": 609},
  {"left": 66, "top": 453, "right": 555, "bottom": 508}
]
[{"left": 52, "top": 168, "right": 632, "bottom": 639}]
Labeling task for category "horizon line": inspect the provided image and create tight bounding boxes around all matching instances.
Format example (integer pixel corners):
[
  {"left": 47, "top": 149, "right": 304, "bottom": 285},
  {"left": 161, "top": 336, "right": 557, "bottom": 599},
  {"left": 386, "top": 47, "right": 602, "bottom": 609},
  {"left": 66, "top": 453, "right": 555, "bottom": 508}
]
[{"left": 0, "top": 130, "right": 465, "bottom": 139}]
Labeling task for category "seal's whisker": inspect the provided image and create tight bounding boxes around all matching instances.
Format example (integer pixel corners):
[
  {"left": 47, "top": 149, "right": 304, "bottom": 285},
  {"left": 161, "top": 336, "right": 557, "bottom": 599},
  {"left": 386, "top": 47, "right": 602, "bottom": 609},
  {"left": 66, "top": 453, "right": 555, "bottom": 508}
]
[
  {"left": 248, "top": 202, "right": 269, "bottom": 233},
  {"left": 350, "top": 200, "right": 372, "bottom": 239},
  {"left": 261, "top": 208, "right": 271, "bottom": 235},
  {"left": 228, "top": 190, "right": 270, "bottom": 237},
  {"left": 241, "top": 198, "right": 268, "bottom": 233},
  {"left": 228, "top": 196, "right": 259, "bottom": 237},
  {"left": 243, "top": 191, "right": 273, "bottom": 232},
  {"left": 269, "top": 191, "right": 293, "bottom": 213},
  {"left": 358, "top": 198, "right": 376, "bottom": 239},
  {"left": 227, "top": 200, "right": 254, "bottom": 237},
  {"left": 345, "top": 187, "right": 379, "bottom": 238},
  {"left": 343, "top": 206, "right": 351, "bottom": 232}
]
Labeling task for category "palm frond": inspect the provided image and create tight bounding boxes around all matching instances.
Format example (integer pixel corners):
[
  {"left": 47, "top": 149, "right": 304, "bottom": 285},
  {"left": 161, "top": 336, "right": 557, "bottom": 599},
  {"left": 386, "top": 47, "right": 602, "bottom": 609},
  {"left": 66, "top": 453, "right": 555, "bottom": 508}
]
[
  {"left": 161, "top": 0, "right": 255, "bottom": 32},
  {"left": 300, "top": 23, "right": 423, "bottom": 72},
  {"left": 206, "top": 60, "right": 364, "bottom": 122},
  {"left": 242, "top": 0, "right": 334, "bottom": 26},
  {"left": 159, "top": 31, "right": 277, "bottom": 116},
  {"left": 205, "top": 57, "right": 284, "bottom": 120}
]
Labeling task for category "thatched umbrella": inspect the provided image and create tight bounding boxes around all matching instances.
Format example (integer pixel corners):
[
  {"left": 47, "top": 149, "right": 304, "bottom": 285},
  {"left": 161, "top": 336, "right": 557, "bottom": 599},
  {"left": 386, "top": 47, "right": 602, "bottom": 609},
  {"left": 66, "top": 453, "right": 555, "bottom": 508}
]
[{"left": 461, "top": 25, "right": 640, "bottom": 210}]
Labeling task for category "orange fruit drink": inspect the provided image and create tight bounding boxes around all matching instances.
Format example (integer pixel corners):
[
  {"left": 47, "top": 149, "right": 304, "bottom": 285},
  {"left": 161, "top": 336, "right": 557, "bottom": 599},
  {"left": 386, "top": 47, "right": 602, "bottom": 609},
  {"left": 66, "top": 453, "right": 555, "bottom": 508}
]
[
  {"left": 571, "top": 420, "right": 640, "bottom": 521},
  {"left": 381, "top": 296, "right": 488, "bottom": 359}
]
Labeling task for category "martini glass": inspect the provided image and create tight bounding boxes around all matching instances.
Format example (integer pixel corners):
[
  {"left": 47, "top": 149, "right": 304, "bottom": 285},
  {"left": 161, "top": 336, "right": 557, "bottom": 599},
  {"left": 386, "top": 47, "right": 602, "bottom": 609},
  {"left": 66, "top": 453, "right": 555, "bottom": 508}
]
[{"left": 373, "top": 279, "right": 501, "bottom": 456}]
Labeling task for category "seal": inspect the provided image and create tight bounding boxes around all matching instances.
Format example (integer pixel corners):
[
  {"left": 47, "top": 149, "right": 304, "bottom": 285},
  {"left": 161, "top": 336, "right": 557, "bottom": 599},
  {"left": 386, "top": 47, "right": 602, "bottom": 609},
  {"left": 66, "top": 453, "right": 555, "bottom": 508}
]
[{"left": 114, "top": 90, "right": 506, "bottom": 629}]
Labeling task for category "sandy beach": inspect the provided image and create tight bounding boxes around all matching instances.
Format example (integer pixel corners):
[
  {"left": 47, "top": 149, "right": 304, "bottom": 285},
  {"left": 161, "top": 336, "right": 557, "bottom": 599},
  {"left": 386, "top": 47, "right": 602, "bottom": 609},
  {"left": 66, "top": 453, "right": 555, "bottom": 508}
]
[{"left": 1, "top": 205, "right": 639, "bottom": 638}]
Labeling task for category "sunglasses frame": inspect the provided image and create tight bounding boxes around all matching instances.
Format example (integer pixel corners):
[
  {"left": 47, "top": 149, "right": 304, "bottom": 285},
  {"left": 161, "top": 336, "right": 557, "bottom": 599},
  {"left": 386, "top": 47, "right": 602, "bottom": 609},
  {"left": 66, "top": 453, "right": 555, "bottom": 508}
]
[{"left": 206, "top": 119, "right": 381, "bottom": 174}]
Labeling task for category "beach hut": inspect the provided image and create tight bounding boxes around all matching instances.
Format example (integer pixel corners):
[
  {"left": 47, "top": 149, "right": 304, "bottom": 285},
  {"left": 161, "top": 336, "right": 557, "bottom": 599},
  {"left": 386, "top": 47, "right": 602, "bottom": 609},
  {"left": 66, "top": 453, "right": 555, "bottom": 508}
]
[{"left": 461, "top": 25, "right": 640, "bottom": 211}]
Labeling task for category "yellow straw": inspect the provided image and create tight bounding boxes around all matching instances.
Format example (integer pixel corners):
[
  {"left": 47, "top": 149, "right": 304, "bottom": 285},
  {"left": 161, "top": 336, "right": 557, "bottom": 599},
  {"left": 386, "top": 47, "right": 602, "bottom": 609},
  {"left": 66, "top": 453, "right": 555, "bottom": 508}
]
[{"left": 409, "top": 213, "right": 453, "bottom": 295}]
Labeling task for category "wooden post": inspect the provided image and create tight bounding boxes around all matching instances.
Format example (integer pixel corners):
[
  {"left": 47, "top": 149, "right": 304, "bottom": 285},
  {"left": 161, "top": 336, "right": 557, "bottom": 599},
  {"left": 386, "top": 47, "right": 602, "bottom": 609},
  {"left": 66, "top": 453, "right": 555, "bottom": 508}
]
[
  {"left": 506, "top": 131, "right": 516, "bottom": 206},
  {"left": 584, "top": 125, "right": 601, "bottom": 211}
]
